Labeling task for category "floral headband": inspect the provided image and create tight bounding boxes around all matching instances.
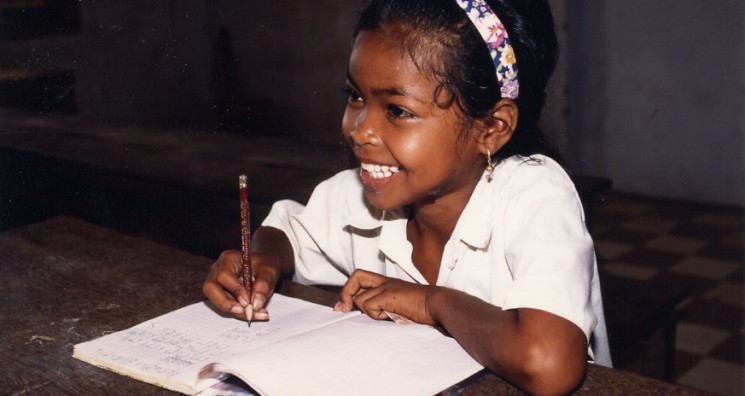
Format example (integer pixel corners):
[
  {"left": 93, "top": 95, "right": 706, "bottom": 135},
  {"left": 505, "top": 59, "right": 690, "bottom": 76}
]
[{"left": 455, "top": 0, "right": 519, "bottom": 99}]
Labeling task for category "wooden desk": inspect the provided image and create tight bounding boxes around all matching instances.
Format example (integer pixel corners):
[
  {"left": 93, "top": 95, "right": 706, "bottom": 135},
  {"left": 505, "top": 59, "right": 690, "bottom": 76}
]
[{"left": 0, "top": 217, "right": 709, "bottom": 395}]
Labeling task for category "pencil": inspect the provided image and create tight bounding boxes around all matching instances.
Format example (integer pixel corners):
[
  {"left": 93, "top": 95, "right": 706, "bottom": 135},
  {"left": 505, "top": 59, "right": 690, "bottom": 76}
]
[{"left": 239, "top": 174, "right": 253, "bottom": 326}]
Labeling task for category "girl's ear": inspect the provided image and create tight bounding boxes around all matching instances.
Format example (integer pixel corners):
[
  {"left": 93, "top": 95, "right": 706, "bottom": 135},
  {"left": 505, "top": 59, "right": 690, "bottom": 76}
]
[{"left": 477, "top": 98, "right": 518, "bottom": 156}]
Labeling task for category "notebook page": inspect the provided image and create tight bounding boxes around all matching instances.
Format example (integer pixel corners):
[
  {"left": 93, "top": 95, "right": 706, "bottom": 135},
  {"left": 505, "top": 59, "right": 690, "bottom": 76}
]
[
  {"left": 73, "top": 294, "right": 357, "bottom": 394},
  {"left": 209, "top": 314, "right": 483, "bottom": 396}
]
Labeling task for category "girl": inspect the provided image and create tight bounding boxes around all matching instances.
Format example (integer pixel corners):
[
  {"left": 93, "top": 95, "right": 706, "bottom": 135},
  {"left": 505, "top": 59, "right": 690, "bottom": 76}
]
[{"left": 203, "top": 0, "right": 611, "bottom": 394}]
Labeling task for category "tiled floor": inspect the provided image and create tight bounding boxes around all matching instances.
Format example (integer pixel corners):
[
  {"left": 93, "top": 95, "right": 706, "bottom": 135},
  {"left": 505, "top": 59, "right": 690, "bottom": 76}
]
[{"left": 591, "top": 192, "right": 745, "bottom": 396}]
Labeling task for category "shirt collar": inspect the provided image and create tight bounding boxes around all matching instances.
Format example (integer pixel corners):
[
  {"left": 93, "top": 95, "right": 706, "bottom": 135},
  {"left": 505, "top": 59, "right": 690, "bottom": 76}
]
[
  {"left": 342, "top": 174, "right": 495, "bottom": 248},
  {"left": 343, "top": 198, "right": 387, "bottom": 230}
]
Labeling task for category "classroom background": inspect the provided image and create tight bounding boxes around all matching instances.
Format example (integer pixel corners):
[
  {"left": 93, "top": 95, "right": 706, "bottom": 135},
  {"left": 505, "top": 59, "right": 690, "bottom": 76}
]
[{"left": 0, "top": 1, "right": 742, "bottom": 395}]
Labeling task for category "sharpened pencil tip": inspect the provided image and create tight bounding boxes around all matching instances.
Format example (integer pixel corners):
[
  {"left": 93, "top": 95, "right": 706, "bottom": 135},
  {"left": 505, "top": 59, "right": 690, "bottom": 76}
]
[{"left": 246, "top": 304, "right": 253, "bottom": 327}]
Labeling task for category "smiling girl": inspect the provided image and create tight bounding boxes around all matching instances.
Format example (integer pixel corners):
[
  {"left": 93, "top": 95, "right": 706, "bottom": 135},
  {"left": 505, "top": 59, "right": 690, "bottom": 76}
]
[{"left": 203, "top": 0, "right": 611, "bottom": 394}]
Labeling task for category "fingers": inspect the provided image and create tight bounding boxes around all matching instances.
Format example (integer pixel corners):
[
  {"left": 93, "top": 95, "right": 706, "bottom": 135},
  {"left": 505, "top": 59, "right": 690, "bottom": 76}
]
[
  {"left": 250, "top": 253, "right": 280, "bottom": 311},
  {"left": 353, "top": 289, "right": 391, "bottom": 320},
  {"left": 336, "top": 269, "right": 385, "bottom": 312},
  {"left": 337, "top": 272, "right": 437, "bottom": 326},
  {"left": 250, "top": 307, "right": 270, "bottom": 321},
  {"left": 203, "top": 250, "right": 284, "bottom": 323},
  {"left": 246, "top": 281, "right": 271, "bottom": 322},
  {"left": 203, "top": 251, "right": 245, "bottom": 315}
]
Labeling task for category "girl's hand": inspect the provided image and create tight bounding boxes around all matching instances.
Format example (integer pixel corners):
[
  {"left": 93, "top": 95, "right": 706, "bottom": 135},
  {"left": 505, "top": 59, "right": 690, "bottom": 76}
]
[
  {"left": 335, "top": 269, "right": 438, "bottom": 326},
  {"left": 203, "top": 226, "right": 296, "bottom": 322},
  {"left": 202, "top": 250, "right": 277, "bottom": 321}
]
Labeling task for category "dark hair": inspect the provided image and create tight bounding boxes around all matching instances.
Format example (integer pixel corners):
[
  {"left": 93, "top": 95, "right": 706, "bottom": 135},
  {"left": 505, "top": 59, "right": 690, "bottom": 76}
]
[{"left": 352, "top": 0, "right": 560, "bottom": 163}]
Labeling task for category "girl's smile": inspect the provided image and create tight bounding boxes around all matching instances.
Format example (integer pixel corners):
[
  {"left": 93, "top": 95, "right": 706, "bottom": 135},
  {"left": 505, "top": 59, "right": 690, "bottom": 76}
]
[
  {"left": 359, "top": 161, "right": 401, "bottom": 193},
  {"left": 360, "top": 162, "right": 399, "bottom": 179}
]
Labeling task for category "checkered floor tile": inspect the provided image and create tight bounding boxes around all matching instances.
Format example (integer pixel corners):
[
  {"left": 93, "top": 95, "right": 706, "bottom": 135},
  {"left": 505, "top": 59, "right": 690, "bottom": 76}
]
[{"left": 592, "top": 192, "right": 745, "bottom": 396}]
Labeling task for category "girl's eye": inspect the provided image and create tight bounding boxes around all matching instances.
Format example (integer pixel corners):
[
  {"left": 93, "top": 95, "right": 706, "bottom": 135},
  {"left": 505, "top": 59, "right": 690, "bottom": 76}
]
[
  {"left": 344, "top": 88, "right": 362, "bottom": 103},
  {"left": 387, "top": 105, "right": 413, "bottom": 119}
]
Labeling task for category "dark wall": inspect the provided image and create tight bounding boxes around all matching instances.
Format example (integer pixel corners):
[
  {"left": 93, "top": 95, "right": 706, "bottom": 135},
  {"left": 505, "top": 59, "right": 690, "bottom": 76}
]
[
  {"left": 567, "top": 0, "right": 744, "bottom": 206},
  {"left": 0, "top": 1, "right": 362, "bottom": 142}
]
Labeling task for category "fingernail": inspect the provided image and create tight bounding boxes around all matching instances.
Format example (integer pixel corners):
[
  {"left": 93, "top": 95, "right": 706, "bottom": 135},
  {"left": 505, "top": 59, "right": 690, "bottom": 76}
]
[
  {"left": 238, "top": 296, "right": 248, "bottom": 307},
  {"left": 333, "top": 301, "right": 343, "bottom": 311},
  {"left": 254, "top": 311, "right": 270, "bottom": 320},
  {"left": 252, "top": 295, "right": 265, "bottom": 310},
  {"left": 231, "top": 305, "right": 244, "bottom": 314}
]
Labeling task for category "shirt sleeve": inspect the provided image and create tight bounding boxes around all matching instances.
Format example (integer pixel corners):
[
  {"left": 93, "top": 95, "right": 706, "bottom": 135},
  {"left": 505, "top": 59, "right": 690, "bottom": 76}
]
[
  {"left": 500, "top": 159, "right": 598, "bottom": 341},
  {"left": 261, "top": 170, "right": 359, "bottom": 286}
]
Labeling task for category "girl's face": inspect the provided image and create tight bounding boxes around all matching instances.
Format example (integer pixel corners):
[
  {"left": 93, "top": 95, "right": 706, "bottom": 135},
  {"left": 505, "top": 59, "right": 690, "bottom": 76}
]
[{"left": 342, "top": 30, "right": 485, "bottom": 212}]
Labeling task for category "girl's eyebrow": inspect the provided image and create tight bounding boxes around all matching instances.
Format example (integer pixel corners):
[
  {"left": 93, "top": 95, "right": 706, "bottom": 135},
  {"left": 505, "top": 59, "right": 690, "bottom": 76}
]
[
  {"left": 346, "top": 71, "right": 426, "bottom": 103},
  {"left": 345, "top": 71, "right": 358, "bottom": 87}
]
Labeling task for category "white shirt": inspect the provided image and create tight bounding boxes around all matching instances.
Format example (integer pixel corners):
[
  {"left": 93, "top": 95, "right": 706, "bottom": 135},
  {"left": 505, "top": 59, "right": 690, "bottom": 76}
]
[{"left": 263, "top": 155, "right": 612, "bottom": 367}]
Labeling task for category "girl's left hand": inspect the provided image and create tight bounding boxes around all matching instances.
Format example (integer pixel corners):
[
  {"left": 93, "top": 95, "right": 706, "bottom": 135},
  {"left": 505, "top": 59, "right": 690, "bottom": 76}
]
[{"left": 334, "top": 269, "right": 438, "bottom": 326}]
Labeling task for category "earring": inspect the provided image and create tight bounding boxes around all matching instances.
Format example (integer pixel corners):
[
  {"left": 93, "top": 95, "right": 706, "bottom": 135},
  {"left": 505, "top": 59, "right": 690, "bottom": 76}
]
[{"left": 485, "top": 149, "right": 494, "bottom": 172}]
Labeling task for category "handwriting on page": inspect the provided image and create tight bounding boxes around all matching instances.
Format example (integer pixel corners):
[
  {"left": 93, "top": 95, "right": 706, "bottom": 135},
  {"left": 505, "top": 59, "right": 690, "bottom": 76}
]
[
  {"left": 90, "top": 347, "right": 181, "bottom": 378},
  {"left": 135, "top": 325, "right": 277, "bottom": 358},
  {"left": 109, "top": 322, "right": 281, "bottom": 373},
  {"left": 75, "top": 296, "right": 358, "bottom": 391}
]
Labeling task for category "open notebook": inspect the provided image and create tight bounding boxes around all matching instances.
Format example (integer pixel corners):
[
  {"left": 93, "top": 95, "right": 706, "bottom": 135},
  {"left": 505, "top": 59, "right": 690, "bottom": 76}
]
[{"left": 73, "top": 294, "right": 483, "bottom": 395}]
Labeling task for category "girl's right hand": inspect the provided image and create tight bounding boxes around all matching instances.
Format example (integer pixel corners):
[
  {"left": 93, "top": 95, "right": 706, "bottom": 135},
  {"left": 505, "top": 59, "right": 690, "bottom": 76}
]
[{"left": 202, "top": 250, "right": 279, "bottom": 321}]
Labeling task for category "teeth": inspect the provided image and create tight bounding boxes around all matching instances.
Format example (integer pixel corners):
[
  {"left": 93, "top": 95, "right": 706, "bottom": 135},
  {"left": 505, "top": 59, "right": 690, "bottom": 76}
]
[{"left": 361, "top": 162, "right": 399, "bottom": 179}]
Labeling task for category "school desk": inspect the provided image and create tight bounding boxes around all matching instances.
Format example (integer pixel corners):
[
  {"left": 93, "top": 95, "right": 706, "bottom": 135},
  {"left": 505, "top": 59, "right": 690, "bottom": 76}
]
[{"left": 0, "top": 216, "right": 708, "bottom": 395}]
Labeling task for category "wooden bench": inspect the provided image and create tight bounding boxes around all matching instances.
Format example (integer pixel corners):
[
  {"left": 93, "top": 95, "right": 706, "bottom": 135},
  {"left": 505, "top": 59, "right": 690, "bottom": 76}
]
[
  {"left": 0, "top": 68, "right": 75, "bottom": 113},
  {"left": 601, "top": 273, "right": 690, "bottom": 381},
  {"left": 0, "top": 112, "right": 346, "bottom": 256}
]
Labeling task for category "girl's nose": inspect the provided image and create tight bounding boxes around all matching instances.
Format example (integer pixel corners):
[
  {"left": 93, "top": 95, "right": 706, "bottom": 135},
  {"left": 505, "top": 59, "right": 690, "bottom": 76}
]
[
  {"left": 350, "top": 112, "right": 381, "bottom": 147},
  {"left": 350, "top": 129, "right": 377, "bottom": 147}
]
